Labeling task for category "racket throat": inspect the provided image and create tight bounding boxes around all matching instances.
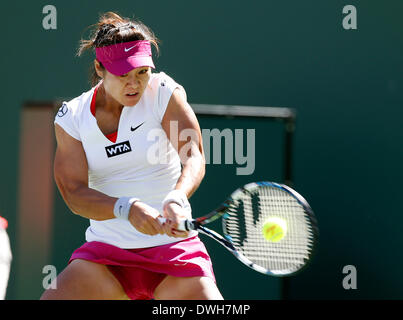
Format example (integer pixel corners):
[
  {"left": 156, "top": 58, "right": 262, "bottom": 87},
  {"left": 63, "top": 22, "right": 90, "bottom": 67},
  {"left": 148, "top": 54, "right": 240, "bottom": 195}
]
[{"left": 198, "top": 225, "right": 236, "bottom": 251}]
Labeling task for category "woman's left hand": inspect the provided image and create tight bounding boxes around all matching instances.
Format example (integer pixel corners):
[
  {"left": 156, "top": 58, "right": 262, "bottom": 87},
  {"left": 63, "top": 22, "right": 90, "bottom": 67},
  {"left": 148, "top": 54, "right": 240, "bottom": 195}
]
[{"left": 162, "top": 202, "right": 190, "bottom": 238}]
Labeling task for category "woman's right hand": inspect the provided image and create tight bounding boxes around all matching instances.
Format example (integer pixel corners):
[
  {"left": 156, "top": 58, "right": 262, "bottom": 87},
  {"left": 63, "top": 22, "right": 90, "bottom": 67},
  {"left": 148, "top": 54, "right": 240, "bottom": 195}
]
[{"left": 128, "top": 201, "right": 166, "bottom": 236}]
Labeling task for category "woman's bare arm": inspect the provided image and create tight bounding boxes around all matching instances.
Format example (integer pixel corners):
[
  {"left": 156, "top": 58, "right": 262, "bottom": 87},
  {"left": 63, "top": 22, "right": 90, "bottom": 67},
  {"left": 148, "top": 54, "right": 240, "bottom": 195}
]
[
  {"left": 161, "top": 88, "right": 206, "bottom": 199},
  {"left": 53, "top": 124, "right": 117, "bottom": 220},
  {"left": 54, "top": 124, "right": 165, "bottom": 235}
]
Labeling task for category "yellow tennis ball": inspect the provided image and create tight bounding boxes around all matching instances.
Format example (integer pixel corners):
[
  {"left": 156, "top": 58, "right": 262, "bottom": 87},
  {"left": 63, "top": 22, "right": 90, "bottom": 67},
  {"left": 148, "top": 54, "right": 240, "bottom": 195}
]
[{"left": 262, "top": 217, "right": 287, "bottom": 242}]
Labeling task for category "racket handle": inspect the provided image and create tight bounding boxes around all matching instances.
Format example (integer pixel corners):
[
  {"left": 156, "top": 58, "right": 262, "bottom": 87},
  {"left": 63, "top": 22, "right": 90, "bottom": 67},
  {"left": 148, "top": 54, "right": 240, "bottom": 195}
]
[{"left": 157, "top": 217, "right": 195, "bottom": 231}]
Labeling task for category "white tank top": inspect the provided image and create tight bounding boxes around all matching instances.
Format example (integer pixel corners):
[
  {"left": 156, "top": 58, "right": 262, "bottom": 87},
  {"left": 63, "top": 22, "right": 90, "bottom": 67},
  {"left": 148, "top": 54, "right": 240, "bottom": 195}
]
[{"left": 54, "top": 72, "right": 197, "bottom": 248}]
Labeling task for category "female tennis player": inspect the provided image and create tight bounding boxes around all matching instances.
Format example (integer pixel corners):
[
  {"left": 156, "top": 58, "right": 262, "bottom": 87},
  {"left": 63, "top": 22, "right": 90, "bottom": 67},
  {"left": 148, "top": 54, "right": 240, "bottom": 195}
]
[{"left": 40, "top": 12, "right": 223, "bottom": 300}]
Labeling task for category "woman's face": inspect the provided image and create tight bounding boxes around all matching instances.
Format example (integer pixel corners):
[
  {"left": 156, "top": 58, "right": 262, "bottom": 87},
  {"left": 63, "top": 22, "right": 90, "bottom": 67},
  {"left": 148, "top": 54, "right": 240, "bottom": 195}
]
[{"left": 95, "top": 60, "right": 151, "bottom": 107}]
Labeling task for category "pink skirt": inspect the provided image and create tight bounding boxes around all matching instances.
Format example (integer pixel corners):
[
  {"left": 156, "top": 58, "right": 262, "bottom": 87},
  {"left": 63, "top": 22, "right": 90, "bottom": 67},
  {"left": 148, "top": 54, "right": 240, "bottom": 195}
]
[{"left": 69, "top": 236, "right": 216, "bottom": 300}]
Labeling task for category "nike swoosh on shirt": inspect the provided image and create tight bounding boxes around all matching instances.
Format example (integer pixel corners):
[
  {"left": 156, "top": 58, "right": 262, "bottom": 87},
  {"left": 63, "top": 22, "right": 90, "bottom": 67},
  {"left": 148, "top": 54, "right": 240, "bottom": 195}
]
[{"left": 131, "top": 122, "right": 145, "bottom": 132}]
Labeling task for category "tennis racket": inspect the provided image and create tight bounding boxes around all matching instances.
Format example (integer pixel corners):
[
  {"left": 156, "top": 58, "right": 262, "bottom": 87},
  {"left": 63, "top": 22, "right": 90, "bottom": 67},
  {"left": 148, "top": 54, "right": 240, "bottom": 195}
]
[{"left": 176, "top": 181, "right": 318, "bottom": 276}]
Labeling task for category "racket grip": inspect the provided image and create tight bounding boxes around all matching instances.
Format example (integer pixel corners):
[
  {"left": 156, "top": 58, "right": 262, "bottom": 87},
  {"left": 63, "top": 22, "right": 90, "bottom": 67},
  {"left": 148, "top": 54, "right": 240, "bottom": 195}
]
[{"left": 157, "top": 217, "right": 194, "bottom": 231}]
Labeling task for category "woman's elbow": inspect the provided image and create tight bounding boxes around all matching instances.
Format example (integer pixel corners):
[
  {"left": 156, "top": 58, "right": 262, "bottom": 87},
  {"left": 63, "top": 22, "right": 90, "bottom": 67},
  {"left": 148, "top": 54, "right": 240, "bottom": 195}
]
[{"left": 55, "top": 178, "right": 83, "bottom": 215}]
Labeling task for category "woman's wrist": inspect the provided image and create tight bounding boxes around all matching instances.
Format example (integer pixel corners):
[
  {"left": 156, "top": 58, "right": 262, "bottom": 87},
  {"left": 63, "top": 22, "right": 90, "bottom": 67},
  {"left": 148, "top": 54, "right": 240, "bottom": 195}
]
[
  {"left": 162, "top": 189, "right": 189, "bottom": 208},
  {"left": 113, "top": 197, "right": 139, "bottom": 220}
]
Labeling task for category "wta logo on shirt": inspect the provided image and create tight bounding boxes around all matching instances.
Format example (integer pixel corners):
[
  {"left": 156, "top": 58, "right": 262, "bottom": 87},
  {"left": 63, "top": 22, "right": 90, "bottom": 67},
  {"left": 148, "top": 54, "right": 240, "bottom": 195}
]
[{"left": 105, "top": 140, "right": 132, "bottom": 158}]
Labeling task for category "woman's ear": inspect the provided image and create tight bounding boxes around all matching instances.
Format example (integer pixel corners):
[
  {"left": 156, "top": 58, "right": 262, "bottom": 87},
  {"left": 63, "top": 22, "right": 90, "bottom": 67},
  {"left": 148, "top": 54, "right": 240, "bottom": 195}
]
[{"left": 94, "top": 59, "right": 104, "bottom": 78}]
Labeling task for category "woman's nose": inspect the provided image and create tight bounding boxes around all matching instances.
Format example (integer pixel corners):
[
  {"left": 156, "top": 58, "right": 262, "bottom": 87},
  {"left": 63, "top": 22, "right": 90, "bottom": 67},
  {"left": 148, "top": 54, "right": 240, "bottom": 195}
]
[{"left": 126, "top": 74, "right": 139, "bottom": 86}]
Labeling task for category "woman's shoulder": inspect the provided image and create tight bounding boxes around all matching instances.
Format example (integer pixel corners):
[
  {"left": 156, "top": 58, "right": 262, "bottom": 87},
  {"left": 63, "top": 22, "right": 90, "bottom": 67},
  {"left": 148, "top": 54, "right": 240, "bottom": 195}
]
[
  {"left": 62, "top": 86, "right": 97, "bottom": 116},
  {"left": 148, "top": 71, "right": 180, "bottom": 92},
  {"left": 55, "top": 86, "right": 96, "bottom": 129},
  {"left": 151, "top": 70, "right": 180, "bottom": 83},
  {"left": 146, "top": 71, "right": 184, "bottom": 121}
]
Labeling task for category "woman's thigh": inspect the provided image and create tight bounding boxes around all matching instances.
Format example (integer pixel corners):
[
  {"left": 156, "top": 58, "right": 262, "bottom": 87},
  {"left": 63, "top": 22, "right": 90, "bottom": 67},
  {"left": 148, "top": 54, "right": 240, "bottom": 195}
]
[
  {"left": 153, "top": 275, "right": 223, "bottom": 300},
  {"left": 40, "top": 259, "right": 129, "bottom": 300}
]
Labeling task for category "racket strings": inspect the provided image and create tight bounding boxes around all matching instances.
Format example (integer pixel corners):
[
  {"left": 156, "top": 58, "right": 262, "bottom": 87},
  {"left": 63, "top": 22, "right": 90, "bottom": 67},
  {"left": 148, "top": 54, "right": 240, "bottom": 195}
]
[{"left": 223, "top": 186, "right": 316, "bottom": 275}]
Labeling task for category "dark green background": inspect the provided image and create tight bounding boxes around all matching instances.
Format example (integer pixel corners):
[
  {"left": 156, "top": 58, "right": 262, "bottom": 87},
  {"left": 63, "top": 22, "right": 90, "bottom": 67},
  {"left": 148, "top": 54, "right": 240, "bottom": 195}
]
[{"left": 2, "top": 1, "right": 402, "bottom": 299}]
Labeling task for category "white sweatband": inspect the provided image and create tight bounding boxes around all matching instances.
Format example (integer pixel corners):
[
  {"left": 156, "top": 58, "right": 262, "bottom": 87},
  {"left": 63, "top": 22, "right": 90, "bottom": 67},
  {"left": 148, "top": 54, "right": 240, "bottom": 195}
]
[
  {"left": 113, "top": 197, "right": 138, "bottom": 220},
  {"left": 162, "top": 190, "right": 189, "bottom": 208}
]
